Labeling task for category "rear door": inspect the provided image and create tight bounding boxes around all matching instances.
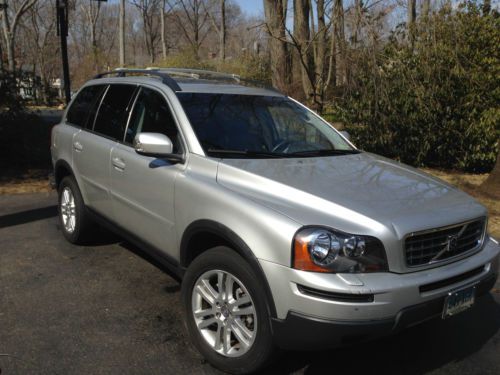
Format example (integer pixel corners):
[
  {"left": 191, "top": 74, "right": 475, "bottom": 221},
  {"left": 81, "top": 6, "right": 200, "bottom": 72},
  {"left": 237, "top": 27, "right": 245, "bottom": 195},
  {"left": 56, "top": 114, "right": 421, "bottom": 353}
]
[
  {"left": 110, "top": 86, "right": 185, "bottom": 256},
  {"left": 72, "top": 84, "right": 137, "bottom": 220}
]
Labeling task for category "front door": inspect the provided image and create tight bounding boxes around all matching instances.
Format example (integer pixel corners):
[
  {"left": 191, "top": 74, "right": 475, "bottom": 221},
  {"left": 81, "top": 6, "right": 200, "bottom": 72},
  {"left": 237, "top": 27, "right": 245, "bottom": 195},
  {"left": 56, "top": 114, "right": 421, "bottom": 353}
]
[{"left": 110, "top": 86, "right": 185, "bottom": 257}]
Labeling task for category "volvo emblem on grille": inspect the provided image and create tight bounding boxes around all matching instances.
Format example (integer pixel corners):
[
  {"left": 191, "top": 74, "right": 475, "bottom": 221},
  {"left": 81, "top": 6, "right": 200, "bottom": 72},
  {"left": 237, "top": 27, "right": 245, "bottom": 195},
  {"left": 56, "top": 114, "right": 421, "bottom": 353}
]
[
  {"left": 430, "top": 224, "right": 468, "bottom": 262},
  {"left": 446, "top": 234, "right": 459, "bottom": 252}
]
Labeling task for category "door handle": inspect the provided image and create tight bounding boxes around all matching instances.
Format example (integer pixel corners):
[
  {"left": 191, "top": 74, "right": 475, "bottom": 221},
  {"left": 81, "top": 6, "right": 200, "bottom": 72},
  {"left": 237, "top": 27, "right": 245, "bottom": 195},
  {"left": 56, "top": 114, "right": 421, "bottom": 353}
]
[
  {"left": 73, "top": 141, "right": 83, "bottom": 152},
  {"left": 112, "top": 157, "right": 126, "bottom": 170}
]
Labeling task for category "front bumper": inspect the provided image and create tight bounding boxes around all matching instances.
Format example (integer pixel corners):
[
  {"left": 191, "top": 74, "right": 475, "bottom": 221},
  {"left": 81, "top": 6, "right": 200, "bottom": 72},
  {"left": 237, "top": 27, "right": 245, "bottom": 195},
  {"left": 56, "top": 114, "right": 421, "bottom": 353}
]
[
  {"left": 270, "top": 272, "right": 497, "bottom": 350},
  {"left": 260, "top": 237, "right": 499, "bottom": 349}
]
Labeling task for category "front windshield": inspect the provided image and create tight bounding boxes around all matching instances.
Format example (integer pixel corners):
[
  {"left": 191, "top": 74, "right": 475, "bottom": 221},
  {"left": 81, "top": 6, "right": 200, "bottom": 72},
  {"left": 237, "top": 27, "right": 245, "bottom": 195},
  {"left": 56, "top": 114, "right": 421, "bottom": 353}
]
[{"left": 176, "top": 93, "right": 357, "bottom": 158}]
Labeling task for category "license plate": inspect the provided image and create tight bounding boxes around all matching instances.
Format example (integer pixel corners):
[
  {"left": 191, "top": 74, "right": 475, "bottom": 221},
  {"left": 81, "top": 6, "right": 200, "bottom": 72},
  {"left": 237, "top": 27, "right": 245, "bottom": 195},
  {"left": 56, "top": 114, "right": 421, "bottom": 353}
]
[{"left": 442, "top": 286, "right": 476, "bottom": 319}]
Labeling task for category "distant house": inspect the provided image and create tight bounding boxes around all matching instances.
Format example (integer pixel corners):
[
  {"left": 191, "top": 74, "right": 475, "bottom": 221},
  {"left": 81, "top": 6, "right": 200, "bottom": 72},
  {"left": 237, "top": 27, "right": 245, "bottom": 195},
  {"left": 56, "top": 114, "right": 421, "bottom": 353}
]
[{"left": 16, "top": 69, "right": 42, "bottom": 100}]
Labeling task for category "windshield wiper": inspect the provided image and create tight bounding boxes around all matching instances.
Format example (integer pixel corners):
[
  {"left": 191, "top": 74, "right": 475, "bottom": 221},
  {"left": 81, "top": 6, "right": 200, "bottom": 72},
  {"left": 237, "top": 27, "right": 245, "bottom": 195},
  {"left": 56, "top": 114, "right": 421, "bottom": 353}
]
[
  {"left": 207, "top": 149, "right": 292, "bottom": 158},
  {"left": 289, "top": 149, "right": 361, "bottom": 157}
]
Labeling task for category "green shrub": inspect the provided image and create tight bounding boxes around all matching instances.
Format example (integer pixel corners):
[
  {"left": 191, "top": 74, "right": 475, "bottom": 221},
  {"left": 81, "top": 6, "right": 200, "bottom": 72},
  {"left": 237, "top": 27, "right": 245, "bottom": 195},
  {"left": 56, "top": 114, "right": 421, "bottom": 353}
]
[{"left": 337, "top": 1, "right": 499, "bottom": 172}]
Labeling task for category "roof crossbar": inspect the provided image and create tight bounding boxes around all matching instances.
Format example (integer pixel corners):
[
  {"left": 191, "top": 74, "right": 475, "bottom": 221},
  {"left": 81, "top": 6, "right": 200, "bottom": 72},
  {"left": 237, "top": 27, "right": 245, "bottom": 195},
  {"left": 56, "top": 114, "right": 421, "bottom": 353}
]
[{"left": 93, "top": 69, "right": 182, "bottom": 91}]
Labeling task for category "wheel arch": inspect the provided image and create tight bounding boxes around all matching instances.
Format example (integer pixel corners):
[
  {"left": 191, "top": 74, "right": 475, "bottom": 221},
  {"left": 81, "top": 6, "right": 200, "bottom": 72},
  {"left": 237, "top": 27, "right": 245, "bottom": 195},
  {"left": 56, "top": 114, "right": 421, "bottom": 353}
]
[
  {"left": 180, "top": 219, "right": 278, "bottom": 318},
  {"left": 54, "top": 159, "right": 74, "bottom": 188}
]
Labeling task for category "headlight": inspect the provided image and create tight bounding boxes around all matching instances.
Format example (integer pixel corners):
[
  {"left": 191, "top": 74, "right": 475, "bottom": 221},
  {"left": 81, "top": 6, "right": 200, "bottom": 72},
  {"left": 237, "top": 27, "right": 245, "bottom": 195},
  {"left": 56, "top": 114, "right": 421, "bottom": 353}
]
[{"left": 293, "top": 227, "right": 388, "bottom": 273}]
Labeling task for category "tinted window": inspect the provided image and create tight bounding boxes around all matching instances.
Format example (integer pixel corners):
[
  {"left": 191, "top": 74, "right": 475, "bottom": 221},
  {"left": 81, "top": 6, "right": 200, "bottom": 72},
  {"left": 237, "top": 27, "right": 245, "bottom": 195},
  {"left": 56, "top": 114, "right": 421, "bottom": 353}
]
[
  {"left": 93, "top": 85, "right": 137, "bottom": 140},
  {"left": 177, "top": 93, "right": 354, "bottom": 156},
  {"left": 66, "top": 85, "right": 106, "bottom": 128},
  {"left": 126, "top": 87, "right": 181, "bottom": 153}
]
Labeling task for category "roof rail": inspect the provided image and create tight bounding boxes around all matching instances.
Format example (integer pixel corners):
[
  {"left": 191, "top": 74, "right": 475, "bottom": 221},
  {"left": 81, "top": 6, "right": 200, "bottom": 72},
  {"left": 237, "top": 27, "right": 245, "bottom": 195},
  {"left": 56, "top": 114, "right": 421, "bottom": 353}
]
[
  {"left": 148, "top": 67, "right": 241, "bottom": 82},
  {"left": 93, "top": 69, "right": 181, "bottom": 91},
  {"left": 94, "top": 67, "right": 281, "bottom": 94}
]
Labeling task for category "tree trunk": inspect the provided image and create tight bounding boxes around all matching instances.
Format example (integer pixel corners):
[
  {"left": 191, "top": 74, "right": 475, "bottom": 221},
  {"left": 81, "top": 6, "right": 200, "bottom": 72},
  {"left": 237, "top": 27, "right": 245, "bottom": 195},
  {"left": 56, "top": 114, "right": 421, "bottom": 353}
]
[
  {"left": 1, "top": 6, "right": 15, "bottom": 72},
  {"left": 314, "top": 0, "right": 326, "bottom": 110},
  {"left": 219, "top": 0, "right": 225, "bottom": 61},
  {"left": 333, "top": 0, "right": 346, "bottom": 85},
  {"left": 1, "top": 0, "right": 39, "bottom": 73},
  {"left": 408, "top": 0, "right": 416, "bottom": 45},
  {"left": 263, "top": 0, "right": 289, "bottom": 92},
  {"left": 481, "top": 151, "right": 500, "bottom": 198},
  {"left": 161, "top": 0, "right": 167, "bottom": 60},
  {"left": 422, "top": 0, "right": 430, "bottom": 20},
  {"left": 293, "top": 0, "right": 316, "bottom": 108},
  {"left": 119, "top": 0, "right": 126, "bottom": 66},
  {"left": 352, "top": 0, "right": 362, "bottom": 48},
  {"left": 6, "top": 37, "right": 15, "bottom": 72}
]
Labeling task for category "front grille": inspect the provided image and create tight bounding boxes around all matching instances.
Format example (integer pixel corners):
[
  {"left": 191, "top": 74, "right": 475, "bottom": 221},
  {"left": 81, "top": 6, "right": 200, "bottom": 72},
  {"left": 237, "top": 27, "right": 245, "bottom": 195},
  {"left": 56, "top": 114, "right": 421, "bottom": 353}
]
[{"left": 405, "top": 218, "right": 486, "bottom": 267}]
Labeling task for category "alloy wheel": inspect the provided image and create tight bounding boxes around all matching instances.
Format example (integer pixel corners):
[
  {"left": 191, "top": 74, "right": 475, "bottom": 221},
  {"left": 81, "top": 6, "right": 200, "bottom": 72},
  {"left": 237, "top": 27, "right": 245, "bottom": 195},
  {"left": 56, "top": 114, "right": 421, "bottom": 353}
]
[{"left": 191, "top": 269, "right": 257, "bottom": 357}]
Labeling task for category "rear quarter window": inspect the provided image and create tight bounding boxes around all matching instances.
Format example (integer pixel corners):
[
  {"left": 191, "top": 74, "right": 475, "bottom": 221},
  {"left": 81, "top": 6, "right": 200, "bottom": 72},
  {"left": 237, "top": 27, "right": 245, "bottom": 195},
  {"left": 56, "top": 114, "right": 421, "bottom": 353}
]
[
  {"left": 66, "top": 85, "right": 106, "bottom": 128},
  {"left": 93, "top": 84, "right": 137, "bottom": 140}
]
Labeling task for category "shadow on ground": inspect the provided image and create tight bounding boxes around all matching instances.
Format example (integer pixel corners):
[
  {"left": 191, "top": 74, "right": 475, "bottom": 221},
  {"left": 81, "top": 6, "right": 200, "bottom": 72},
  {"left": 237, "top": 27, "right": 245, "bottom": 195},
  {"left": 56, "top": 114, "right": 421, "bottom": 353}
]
[{"left": 262, "top": 293, "right": 500, "bottom": 374}]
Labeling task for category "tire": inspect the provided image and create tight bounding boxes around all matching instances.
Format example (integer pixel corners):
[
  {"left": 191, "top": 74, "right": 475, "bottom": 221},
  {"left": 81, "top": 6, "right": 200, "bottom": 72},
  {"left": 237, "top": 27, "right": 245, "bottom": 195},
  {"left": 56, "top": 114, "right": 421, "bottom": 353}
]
[
  {"left": 181, "top": 246, "right": 276, "bottom": 374},
  {"left": 58, "top": 176, "right": 94, "bottom": 244}
]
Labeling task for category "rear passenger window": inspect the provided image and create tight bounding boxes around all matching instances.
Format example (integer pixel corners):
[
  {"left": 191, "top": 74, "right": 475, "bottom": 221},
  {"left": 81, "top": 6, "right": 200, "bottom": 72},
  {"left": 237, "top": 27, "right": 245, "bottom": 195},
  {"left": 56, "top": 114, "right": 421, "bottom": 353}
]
[
  {"left": 125, "top": 87, "right": 182, "bottom": 153},
  {"left": 93, "top": 85, "right": 137, "bottom": 140},
  {"left": 66, "top": 85, "right": 106, "bottom": 128}
]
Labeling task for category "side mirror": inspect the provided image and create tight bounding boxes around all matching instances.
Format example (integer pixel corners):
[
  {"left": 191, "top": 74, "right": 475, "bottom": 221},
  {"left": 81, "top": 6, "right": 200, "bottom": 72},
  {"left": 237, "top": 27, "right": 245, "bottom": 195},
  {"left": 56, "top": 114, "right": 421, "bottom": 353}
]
[
  {"left": 134, "top": 132, "right": 173, "bottom": 156},
  {"left": 340, "top": 130, "right": 351, "bottom": 141}
]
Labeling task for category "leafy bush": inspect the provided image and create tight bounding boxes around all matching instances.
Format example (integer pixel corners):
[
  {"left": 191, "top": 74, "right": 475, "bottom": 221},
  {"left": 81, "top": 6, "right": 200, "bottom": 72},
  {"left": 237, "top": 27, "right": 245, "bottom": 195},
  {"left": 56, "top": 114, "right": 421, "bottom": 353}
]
[{"left": 337, "top": 2, "right": 499, "bottom": 172}]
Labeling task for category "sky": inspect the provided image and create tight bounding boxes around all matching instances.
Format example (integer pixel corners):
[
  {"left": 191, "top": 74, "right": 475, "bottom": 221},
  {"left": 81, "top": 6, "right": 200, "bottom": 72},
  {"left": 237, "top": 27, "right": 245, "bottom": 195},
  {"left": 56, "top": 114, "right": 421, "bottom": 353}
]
[{"left": 234, "top": 0, "right": 264, "bottom": 17}]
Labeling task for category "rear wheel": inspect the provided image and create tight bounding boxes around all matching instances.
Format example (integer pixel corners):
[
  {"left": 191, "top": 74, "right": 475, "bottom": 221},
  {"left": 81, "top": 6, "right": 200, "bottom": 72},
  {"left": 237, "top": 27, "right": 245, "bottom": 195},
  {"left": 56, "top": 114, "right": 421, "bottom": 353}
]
[
  {"left": 182, "top": 246, "right": 275, "bottom": 374},
  {"left": 58, "top": 176, "right": 94, "bottom": 244}
]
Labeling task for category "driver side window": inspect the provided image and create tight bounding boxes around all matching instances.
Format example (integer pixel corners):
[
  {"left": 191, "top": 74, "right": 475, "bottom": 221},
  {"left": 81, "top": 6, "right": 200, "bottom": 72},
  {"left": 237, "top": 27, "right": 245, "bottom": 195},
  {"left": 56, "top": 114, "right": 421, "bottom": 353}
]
[{"left": 125, "top": 87, "right": 182, "bottom": 153}]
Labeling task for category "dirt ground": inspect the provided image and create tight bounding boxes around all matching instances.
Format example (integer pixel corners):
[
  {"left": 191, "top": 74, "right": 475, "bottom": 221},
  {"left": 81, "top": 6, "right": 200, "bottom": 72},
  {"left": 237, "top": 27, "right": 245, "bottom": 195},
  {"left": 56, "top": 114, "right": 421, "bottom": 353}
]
[{"left": 421, "top": 169, "right": 500, "bottom": 238}]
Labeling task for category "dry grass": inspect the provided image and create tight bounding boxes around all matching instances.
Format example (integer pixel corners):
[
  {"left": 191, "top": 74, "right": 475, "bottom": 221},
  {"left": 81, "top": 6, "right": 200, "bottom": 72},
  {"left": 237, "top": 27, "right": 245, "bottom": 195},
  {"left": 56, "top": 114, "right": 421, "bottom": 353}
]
[
  {"left": 422, "top": 169, "right": 500, "bottom": 238},
  {"left": 0, "top": 167, "right": 498, "bottom": 238},
  {"left": 0, "top": 169, "right": 51, "bottom": 195}
]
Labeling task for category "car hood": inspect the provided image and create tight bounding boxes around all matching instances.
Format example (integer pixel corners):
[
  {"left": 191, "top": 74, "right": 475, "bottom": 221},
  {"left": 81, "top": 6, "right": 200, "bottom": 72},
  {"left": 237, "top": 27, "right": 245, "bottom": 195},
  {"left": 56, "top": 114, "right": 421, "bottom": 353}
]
[{"left": 216, "top": 152, "right": 486, "bottom": 238}]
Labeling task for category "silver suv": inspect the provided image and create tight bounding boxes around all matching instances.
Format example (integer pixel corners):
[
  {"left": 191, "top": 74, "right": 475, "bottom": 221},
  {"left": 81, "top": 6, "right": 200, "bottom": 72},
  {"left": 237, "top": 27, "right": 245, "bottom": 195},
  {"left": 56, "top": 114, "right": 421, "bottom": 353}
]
[{"left": 51, "top": 68, "right": 499, "bottom": 374}]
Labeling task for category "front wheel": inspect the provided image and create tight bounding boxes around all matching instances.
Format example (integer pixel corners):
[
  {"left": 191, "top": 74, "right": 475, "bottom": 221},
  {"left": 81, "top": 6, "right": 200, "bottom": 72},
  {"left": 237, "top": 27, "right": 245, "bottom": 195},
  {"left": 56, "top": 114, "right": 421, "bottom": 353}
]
[{"left": 181, "top": 247, "right": 275, "bottom": 374}]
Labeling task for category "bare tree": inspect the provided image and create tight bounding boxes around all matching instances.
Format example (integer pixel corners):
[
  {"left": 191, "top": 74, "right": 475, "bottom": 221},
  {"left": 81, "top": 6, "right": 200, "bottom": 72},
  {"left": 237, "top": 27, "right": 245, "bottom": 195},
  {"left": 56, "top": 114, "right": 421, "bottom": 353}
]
[
  {"left": 407, "top": 0, "right": 416, "bottom": 44},
  {"left": 21, "top": 0, "right": 59, "bottom": 102},
  {"left": 331, "top": 0, "right": 346, "bottom": 85},
  {"left": 119, "top": 0, "right": 125, "bottom": 66},
  {"left": 160, "top": 0, "right": 168, "bottom": 59},
  {"left": 352, "top": 0, "right": 362, "bottom": 47},
  {"left": 205, "top": 0, "right": 226, "bottom": 61},
  {"left": 422, "top": 0, "right": 430, "bottom": 20},
  {"left": 1, "top": 0, "right": 38, "bottom": 72},
  {"left": 292, "top": 0, "right": 315, "bottom": 106},
  {"left": 263, "top": 0, "right": 289, "bottom": 91},
  {"left": 131, "top": 0, "right": 162, "bottom": 63},
  {"left": 168, "top": 0, "right": 210, "bottom": 58},
  {"left": 81, "top": 0, "right": 102, "bottom": 72}
]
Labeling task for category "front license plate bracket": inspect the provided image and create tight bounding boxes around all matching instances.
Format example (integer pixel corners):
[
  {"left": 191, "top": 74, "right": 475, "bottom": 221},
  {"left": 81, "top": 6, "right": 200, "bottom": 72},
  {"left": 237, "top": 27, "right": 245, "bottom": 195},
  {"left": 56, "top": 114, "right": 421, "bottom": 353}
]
[{"left": 442, "top": 285, "right": 476, "bottom": 319}]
